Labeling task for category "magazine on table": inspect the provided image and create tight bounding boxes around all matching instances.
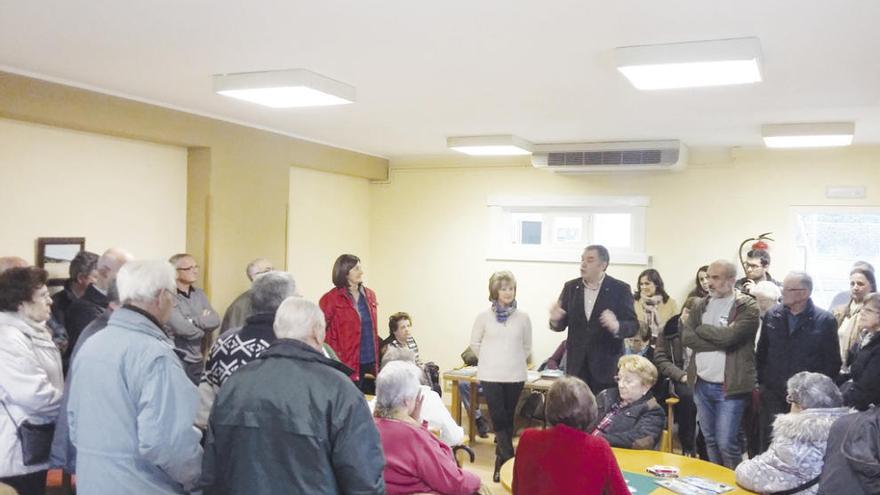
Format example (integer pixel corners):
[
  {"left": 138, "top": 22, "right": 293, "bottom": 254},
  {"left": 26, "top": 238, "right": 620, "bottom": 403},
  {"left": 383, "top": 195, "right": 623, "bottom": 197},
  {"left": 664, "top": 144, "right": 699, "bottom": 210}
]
[{"left": 654, "top": 476, "right": 733, "bottom": 495}]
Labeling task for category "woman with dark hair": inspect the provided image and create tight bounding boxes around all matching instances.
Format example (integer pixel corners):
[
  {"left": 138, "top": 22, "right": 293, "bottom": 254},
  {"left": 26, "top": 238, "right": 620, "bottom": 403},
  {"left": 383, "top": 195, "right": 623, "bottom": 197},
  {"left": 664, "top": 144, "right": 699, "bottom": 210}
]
[
  {"left": 834, "top": 267, "right": 877, "bottom": 370},
  {"left": 319, "top": 254, "right": 379, "bottom": 393},
  {"left": 0, "top": 267, "right": 63, "bottom": 495},
  {"left": 380, "top": 312, "right": 421, "bottom": 366},
  {"left": 842, "top": 292, "right": 880, "bottom": 411},
  {"left": 633, "top": 269, "right": 678, "bottom": 341},
  {"left": 513, "top": 376, "right": 629, "bottom": 495},
  {"left": 470, "top": 270, "right": 532, "bottom": 482},
  {"left": 688, "top": 265, "right": 710, "bottom": 299}
]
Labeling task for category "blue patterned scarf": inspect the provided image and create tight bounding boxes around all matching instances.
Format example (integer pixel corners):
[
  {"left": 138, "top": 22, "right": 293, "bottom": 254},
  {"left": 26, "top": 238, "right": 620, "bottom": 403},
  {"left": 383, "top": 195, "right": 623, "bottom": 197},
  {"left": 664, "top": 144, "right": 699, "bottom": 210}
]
[{"left": 492, "top": 300, "right": 517, "bottom": 323}]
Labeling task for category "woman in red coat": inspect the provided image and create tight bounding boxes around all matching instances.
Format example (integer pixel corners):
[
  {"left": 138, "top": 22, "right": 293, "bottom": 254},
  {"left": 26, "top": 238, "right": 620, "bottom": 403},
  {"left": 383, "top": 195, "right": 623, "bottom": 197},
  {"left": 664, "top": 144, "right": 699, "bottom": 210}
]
[
  {"left": 513, "top": 376, "right": 629, "bottom": 495},
  {"left": 319, "top": 254, "right": 379, "bottom": 392}
]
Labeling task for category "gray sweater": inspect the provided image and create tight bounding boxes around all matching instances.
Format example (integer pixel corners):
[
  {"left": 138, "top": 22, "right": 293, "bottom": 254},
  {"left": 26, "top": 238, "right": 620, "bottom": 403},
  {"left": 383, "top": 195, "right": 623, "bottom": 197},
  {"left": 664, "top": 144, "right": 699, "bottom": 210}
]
[{"left": 166, "top": 287, "right": 220, "bottom": 363}]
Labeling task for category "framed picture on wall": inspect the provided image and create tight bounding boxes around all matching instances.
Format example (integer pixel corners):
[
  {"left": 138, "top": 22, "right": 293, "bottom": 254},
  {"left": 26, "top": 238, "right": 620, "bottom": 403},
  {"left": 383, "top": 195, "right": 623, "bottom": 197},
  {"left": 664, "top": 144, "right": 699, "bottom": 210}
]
[{"left": 36, "top": 237, "right": 86, "bottom": 287}]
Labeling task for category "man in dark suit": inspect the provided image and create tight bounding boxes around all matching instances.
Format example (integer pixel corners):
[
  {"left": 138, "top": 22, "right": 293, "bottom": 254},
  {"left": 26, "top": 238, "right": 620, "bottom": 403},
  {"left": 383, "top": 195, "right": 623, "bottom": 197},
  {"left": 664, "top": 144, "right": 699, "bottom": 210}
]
[{"left": 550, "top": 244, "right": 638, "bottom": 394}]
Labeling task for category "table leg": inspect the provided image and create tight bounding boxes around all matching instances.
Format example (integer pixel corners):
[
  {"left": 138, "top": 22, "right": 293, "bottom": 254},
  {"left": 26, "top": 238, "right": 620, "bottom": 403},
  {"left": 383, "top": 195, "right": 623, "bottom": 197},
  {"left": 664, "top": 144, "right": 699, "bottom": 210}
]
[{"left": 450, "top": 377, "right": 461, "bottom": 425}]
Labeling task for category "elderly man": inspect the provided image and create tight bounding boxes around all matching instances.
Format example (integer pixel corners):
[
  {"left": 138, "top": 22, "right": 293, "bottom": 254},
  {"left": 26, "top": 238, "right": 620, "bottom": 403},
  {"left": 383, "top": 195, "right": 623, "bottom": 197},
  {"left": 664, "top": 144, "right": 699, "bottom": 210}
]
[
  {"left": 0, "top": 256, "right": 28, "bottom": 273},
  {"left": 219, "top": 258, "right": 273, "bottom": 334},
  {"left": 166, "top": 253, "right": 220, "bottom": 384},
  {"left": 67, "top": 260, "right": 203, "bottom": 494},
  {"left": 196, "top": 271, "right": 296, "bottom": 428},
  {"left": 682, "top": 259, "right": 760, "bottom": 469},
  {"left": 549, "top": 244, "right": 638, "bottom": 394},
  {"left": 51, "top": 251, "right": 98, "bottom": 327},
  {"left": 64, "top": 247, "right": 132, "bottom": 362},
  {"left": 735, "top": 249, "right": 779, "bottom": 296},
  {"left": 756, "top": 271, "right": 840, "bottom": 454},
  {"left": 202, "top": 297, "right": 385, "bottom": 494}
]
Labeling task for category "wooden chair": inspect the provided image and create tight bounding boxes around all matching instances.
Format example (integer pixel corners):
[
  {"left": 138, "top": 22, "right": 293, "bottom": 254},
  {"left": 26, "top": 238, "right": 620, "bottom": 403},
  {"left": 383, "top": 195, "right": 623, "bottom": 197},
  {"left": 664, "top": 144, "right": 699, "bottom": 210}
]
[{"left": 659, "top": 396, "right": 679, "bottom": 453}]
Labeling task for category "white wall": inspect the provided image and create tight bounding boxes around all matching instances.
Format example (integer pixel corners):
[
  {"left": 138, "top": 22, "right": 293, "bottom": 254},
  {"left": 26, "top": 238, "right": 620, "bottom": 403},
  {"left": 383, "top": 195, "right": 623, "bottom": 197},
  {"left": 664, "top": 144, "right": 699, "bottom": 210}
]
[
  {"left": 287, "top": 167, "right": 371, "bottom": 301},
  {"left": 0, "top": 118, "right": 187, "bottom": 262}
]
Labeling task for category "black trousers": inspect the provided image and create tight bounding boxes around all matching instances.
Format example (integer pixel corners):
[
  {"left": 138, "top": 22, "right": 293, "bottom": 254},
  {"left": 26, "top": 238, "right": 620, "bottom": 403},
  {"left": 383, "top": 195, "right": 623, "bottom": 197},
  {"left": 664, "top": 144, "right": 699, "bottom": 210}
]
[
  {"left": 358, "top": 362, "right": 377, "bottom": 395},
  {"left": 758, "top": 386, "right": 788, "bottom": 454},
  {"left": 1, "top": 470, "right": 48, "bottom": 495},
  {"left": 482, "top": 381, "right": 524, "bottom": 461},
  {"left": 572, "top": 361, "right": 615, "bottom": 396},
  {"left": 673, "top": 381, "right": 697, "bottom": 454}
]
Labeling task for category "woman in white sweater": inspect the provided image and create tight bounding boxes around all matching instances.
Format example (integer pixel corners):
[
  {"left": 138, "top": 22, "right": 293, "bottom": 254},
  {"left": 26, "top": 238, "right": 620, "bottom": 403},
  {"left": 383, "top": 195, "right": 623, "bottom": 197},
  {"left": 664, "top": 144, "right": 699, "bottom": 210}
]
[{"left": 470, "top": 270, "right": 532, "bottom": 482}]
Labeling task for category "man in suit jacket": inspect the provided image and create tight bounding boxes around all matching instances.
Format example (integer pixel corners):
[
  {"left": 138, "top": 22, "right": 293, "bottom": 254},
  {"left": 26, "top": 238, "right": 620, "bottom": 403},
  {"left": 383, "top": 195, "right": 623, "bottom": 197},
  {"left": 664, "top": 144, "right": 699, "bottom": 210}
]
[{"left": 550, "top": 245, "right": 638, "bottom": 394}]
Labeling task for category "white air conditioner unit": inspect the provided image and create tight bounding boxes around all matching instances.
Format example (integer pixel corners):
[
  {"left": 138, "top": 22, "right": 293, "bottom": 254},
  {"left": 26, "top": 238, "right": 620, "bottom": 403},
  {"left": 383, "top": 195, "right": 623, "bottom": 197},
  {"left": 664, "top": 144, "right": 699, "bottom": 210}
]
[{"left": 531, "top": 140, "right": 687, "bottom": 174}]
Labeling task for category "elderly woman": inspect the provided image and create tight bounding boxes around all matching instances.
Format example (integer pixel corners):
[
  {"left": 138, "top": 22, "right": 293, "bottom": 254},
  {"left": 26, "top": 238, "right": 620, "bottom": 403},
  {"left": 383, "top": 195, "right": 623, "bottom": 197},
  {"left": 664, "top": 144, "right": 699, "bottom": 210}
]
[
  {"left": 470, "top": 270, "right": 532, "bottom": 481},
  {"left": 0, "top": 267, "right": 63, "bottom": 495},
  {"left": 834, "top": 268, "right": 876, "bottom": 369},
  {"left": 319, "top": 253, "right": 379, "bottom": 393},
  {"left": 634, "top": 269, "right": 678, "bottom": 340},
  {"left": 592, "top": 354, "right": 665, "bottom": 449},
  {"left": 842, "top": 292, "right": 880, "bottom": 410},
  {"left": 380, "top": 311, "right": 422, "bottom": 366},
  {"left": 736, "top": 372, "right": 851, "bottom": 495},
  {"left": 513, "top": 376, "right": 629, "bottom": 495},
  {"left": 373, "top": 361, "right": 484, "bottom": 495}
]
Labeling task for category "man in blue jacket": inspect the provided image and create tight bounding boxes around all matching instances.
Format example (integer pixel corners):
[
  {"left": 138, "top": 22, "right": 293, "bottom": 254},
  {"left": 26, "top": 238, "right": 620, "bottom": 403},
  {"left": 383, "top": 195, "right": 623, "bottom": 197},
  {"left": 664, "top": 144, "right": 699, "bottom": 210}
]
[
  {"left": 68, "top": 260, "right": 202, "bottom": 494},
  {"left": 756, "top": 271, "right": 840, "bottom": 454}
]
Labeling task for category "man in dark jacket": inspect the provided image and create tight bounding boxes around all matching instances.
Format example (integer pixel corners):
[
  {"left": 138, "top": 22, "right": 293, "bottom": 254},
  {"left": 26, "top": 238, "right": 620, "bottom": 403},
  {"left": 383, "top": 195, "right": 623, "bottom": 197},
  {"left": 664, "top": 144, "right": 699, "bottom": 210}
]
[
  {"left": 817, "top": 406, "right": 880, "bottom": 495},
  {"left": 756, "top": 271, "right": 841, "bottom": 454},
  {"left": 201, "top": 297, "right": 385, "bottom": 494},
  {"left": 550, "top": 245, "right": 638, "bottom": 394}
]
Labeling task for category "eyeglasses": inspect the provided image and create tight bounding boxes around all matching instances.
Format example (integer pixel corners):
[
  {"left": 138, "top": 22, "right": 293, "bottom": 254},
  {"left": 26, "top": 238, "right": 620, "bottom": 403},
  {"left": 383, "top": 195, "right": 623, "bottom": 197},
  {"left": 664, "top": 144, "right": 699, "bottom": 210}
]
[
  {"left": 745, "top": 263, "right": 764, "bottom": 270},
  {"left": 782, "top": 287, "right": 807, "bottom": 293},
  {"left": 176, "top": 265, "right": 199, "bottom": 272}
]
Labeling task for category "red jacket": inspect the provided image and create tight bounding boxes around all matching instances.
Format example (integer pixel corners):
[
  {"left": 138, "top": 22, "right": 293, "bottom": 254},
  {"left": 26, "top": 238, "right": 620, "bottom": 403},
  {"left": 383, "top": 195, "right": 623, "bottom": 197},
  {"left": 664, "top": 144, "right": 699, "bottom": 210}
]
[
  {"left": 319, "top": 286, "right": 379, "bottom": 381},
  {"left": 513, "top": 424, "right": 629, "bottom": 495}
]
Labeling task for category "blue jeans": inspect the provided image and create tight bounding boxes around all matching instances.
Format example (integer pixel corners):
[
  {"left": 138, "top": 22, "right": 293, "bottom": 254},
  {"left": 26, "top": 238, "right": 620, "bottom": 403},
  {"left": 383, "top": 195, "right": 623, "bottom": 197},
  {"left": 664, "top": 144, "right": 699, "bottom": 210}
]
[
  {"left": 458, "top": 382, "right": 483, "bottom": 420},
  {"left": 693, "top": 379, "right": 748, "bottom": 469}
]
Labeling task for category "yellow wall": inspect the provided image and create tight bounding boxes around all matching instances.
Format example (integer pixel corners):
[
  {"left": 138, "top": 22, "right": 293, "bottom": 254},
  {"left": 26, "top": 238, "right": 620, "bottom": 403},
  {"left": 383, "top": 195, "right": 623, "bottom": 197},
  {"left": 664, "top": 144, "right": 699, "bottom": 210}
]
[
  {"left": 369, "top": 147, "right": 880, "bottom": 371},
  {"left": 287, "top": 167, "right": 372, "bottom": 300},
  {"left": 0, "top": 118, "right": 187, "bottom": 261}
]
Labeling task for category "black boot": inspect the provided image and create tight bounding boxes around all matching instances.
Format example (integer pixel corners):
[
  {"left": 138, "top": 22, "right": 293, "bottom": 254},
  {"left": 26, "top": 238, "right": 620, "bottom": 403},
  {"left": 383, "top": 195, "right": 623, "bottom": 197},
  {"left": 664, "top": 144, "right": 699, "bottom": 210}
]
[
  {"left": 493, "top": 455, "right": 502, "bottom": 483},
  {"left": 475, "top": 416, "right": 490, "bottom": 438}
]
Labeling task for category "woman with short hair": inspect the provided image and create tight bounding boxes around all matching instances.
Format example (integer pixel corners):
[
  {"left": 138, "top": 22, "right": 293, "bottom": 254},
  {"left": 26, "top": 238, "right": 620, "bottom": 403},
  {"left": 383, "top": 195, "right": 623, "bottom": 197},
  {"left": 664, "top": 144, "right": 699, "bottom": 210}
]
[
  {"left": 319, "top": 254, "right": 379, "bottom": 392},
  {"left": 373, "top": 361, "right": 484, "bottom": 495},
  {"left": 380, "top": 312, "right": 422, "bottom": 366},
  {"left": 0, "top": 267, "right": 63, "bottom": 495},
  {"left": 593, "top": 354, "right": 666, "bottom": 449},
  {"left": 513, "top": 376, "right": 629, "bottom": 495},
  {"left": 736, "top": 372, "right": 850, "bottom": 494},
  {"left": 469, "top": 270, "right": 532, "bottom": 481}
]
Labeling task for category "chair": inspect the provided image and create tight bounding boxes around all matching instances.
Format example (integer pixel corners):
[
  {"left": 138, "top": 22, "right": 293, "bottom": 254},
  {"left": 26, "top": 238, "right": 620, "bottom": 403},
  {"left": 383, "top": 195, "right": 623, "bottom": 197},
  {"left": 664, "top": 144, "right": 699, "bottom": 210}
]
[{"left": 659, "top": 395, "right": 679, "bottom": 453}]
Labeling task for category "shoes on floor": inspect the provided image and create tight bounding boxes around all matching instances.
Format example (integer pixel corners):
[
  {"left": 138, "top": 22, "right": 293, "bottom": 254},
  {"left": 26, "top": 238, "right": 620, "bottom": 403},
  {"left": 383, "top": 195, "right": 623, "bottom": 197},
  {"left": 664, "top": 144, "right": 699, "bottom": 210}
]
[{"left": 475, "top": 417, "right": 490, "bottom": 438}]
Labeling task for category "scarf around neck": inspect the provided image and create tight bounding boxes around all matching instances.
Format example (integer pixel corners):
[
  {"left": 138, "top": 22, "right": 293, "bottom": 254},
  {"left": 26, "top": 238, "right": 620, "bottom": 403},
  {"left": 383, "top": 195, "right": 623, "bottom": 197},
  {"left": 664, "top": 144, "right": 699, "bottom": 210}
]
[{"left": 492, "top": 300, "right": 517, "bottom": 323}]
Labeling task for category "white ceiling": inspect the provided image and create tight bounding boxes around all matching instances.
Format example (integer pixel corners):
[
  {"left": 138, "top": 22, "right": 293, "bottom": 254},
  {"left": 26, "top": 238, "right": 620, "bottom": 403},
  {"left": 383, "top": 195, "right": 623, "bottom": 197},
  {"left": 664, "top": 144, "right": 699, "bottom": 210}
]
[{"left": 1, "top": 0, "right": 879, "bottom": 159}]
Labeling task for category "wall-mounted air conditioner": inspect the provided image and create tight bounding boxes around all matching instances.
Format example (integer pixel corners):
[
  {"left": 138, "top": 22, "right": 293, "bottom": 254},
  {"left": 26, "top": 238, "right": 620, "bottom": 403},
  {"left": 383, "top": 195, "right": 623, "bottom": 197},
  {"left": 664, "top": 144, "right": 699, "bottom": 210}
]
[{"left": 531, "top": 140, "right": 687, "bottom": 174}]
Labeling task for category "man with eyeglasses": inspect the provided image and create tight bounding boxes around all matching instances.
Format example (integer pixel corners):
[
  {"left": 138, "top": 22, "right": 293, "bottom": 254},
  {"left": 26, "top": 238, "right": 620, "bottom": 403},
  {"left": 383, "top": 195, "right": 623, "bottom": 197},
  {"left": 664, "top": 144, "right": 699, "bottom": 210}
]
[
  {"left": 755, "top": 271, "right": 840, "bottom": 454},
  {"left": 166, "top": 253, "right": 220, "bottom": 384},
  {"left": 735, "top": 249, "right": 780, "bottom": 296}
]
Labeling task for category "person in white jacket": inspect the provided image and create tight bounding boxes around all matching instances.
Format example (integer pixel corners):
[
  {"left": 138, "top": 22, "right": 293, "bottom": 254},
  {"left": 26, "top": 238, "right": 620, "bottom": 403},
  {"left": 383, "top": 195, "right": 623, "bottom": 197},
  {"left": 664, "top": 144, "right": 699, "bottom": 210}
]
[{"left": 0, "top": 266, "right": 63, "bottom": 495}]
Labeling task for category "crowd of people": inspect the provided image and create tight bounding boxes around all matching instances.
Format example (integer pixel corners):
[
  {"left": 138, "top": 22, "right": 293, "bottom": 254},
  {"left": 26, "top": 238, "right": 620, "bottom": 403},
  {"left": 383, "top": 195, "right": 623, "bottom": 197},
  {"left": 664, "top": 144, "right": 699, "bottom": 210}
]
[{"left": 0, "top": 242, "right": 879, "bottom": 495}]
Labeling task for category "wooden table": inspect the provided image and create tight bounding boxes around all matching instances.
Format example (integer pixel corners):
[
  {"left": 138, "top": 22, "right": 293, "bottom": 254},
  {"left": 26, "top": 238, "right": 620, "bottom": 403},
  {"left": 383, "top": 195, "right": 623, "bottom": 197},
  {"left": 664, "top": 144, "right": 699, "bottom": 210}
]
[
  {"left": 443, "top": 367, "right": 556, "bottom": 443},
  {"left": 500, "top": 448, "right": 755, "bottom": 494}
]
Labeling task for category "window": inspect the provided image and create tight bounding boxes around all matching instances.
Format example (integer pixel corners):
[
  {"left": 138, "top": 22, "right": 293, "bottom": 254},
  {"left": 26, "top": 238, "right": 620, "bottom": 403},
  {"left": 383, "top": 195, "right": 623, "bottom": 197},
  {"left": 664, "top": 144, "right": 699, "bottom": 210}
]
[
  {"left": 792, "top": 207, "right": 880, "bottom": 309},
  {"left": 487, "top": 196, "right": 648, "bottom": 264}
]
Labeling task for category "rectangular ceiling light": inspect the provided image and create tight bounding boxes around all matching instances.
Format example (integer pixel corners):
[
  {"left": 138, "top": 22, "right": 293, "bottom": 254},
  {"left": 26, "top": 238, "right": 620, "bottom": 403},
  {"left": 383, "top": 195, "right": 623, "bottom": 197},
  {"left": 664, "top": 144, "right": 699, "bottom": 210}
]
[
  {"left": 615, "top": 37, "right": 763, "bottom": 90},
  {"left": 447, "top": 135, "right": 533, "bottom": 156},
  {"left": 762, "top": 122, "right": 855, "bottom": 148},
  {"left": 213, "top": 69, "right": 355, "bottom": 108}
]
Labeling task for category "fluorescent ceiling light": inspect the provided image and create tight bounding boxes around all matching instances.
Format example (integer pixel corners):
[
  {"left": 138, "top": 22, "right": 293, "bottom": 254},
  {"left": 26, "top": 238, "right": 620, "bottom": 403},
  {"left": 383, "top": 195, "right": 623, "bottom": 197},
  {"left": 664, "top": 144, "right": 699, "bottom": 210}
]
[
  {"left": 447, "top": 135, "right": 533, "bottom": 156},
  {"left": 762, "top": 123, "right": 855, "bottom": 148},
  {"left": 615, "top": 37, "right": 763, "bottom": 90},
  {"left": 213, "top": 69, "right": 355, "bottom": 108}
]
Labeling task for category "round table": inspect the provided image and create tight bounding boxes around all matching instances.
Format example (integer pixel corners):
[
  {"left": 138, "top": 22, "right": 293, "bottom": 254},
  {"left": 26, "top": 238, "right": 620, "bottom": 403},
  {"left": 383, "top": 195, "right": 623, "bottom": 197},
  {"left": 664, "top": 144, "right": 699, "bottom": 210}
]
[{"left": 500, "top": 448, "right": 755, "bottom": 494}]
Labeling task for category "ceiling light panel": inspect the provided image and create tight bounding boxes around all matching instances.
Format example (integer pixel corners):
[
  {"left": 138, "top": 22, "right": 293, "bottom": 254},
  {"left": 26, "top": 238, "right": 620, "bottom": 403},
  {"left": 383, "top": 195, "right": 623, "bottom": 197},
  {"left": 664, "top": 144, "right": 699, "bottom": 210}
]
[
  {"left": 447, "top": 135, "right": 533, "bottom": 156},
  {"left": 615, "top": 37, "right": 763, "bottom": 90},
  {"left": 213, "top": 69, "right": 355, "bottom": 108},
  {"left": 762, "top": 122, "right": 855, "bottom": 148}
]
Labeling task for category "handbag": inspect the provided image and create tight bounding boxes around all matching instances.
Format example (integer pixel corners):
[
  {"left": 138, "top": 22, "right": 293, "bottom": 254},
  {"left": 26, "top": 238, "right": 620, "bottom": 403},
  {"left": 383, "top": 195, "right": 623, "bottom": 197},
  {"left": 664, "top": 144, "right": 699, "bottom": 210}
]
[{"left": 1, "top": 400, "right": 55, "bottom": 466}]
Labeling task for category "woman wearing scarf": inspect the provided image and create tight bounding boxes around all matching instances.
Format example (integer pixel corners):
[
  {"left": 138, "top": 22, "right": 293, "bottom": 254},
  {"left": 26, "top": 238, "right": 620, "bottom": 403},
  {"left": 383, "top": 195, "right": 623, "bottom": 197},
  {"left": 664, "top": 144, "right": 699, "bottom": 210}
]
[
  {"left": 833, "top": 267, "right": 876, "bottom": 372},
  {"left": 469, "top": 270, "right": 532, "bottom": 482},
  {"left": 633, "top": 269, "right": 677, "bottom": 341}
]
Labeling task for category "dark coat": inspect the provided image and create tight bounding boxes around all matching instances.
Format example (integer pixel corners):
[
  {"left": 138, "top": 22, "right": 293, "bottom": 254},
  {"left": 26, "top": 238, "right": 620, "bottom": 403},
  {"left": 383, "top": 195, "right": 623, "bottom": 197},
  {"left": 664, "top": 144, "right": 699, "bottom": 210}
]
[
  {"left": 655, "top": 314, "right": 687, "bottom": 382},
  {"left": 595, "top": 388, "right": 666, "bottom": 449},
  {"left": 550, "top": 275, "right": 637, "bottom": 390},
  {"left": 201, "top": 339, "right": 385, "bottom": 495},
  {"left": 757, "top": 300, "right": 841, "bottom": 395},
  {"left": 843, "top": 334, "right": 880, "bottom": 411},
  {"left": 63, "top": 284, "right": 109, "bottom": 360},
  {"left": 818, "top": 407, "right": 880, "bottom": 495}
]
